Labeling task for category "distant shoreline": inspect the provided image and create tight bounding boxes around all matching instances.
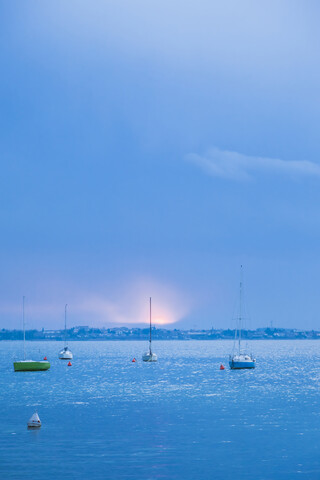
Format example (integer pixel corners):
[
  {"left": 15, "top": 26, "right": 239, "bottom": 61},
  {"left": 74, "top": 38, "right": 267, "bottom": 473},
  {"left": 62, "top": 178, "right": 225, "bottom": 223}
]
[
  {"left": 1, "top": 338, "right": 319, "bottom": 341},
  {"left": 1, "top": 327, "right": 319, "bottom": 341}
]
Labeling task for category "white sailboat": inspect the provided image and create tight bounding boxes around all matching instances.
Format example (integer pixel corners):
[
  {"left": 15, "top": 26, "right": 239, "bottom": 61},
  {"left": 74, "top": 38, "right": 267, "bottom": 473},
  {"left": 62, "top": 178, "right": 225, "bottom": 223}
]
[
  {"left": 229, "top": 266, "right": 255, "bottom": 370},
  {"left": 59, "top": 304, "right": 73, "bottom": 360},
  {"left": 27, "top": 412, "right": 41, "bottom": 428},
  {"left": 142, "top": 297, "right": 157, "bottom": 362}
]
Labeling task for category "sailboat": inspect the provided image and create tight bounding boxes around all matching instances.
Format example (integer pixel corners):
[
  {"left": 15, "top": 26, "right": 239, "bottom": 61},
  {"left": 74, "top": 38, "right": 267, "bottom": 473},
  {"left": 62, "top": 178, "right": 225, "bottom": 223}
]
[
  {"left": 229, "top": 266, "right": 255, "bottom": 370},
  {"left": 59, "top": 304, "right": 73, "bottom": 360},
  {"left": 13, "top": 297, "right": 50, "bottom": 372},
  {"left": 142, "top": 297, "right": 157, "bottom": 362}
]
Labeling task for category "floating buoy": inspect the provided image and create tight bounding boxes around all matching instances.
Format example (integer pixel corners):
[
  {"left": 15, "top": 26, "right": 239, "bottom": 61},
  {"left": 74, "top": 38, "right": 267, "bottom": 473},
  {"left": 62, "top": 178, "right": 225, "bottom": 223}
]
[
  {"left": 132, "top": 358, "right": 136, "bottom": 363},
  {"left": 68, "top": 361, "right": 72, "bottom": 366},
  {"left": 220, "top": 364, "right": 225, "bottom": 370},
  {"left": 43, "top": 356, "right": 47, "bottom": 360},
  {"left": 27, "top": 412, "right": 41, "bottom": 428}
]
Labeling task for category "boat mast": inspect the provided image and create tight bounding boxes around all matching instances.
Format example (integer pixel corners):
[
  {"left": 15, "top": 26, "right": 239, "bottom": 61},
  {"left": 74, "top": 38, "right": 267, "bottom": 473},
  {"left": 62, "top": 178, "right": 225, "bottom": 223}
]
[
  {"left": 149, "top": 297, "right": 152, "bottom": 354},
  {"left": 239, "top": 265, "right": 243, "bottom": 355},
  {"left": 64, "top": 304, "right": 67, "bottom": 347},
  {"left": 23, "top": 296, "right": 26, "bottom": 360}
]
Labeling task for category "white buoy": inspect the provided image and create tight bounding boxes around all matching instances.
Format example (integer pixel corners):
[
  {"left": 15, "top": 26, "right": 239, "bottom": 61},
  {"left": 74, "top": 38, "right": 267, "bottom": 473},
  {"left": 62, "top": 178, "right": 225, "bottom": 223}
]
[{"left": 27, "top": 412, "right": 41, "bottom": 428}]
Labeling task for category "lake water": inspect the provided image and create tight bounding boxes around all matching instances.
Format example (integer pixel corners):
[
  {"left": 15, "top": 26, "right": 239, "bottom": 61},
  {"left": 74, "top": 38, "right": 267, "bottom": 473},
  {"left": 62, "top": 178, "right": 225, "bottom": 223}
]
[{"left": 0, "top": 340, "right": 320, "bottom": 479}]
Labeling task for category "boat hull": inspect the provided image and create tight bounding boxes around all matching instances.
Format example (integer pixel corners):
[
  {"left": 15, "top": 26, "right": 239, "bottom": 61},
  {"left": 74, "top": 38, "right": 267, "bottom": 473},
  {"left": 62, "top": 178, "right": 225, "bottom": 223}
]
[
  {"left": 229, "top": 360, "right": 255, "bottom": 369},
  {"left": 142, "top": 353, "right": 157, "bottom": 362},
  {"left": 59, "top": 352, "right": 73, "bottom": 360},
  {"left": 14, "top": 361, "right": 50, "bottom": 372}
]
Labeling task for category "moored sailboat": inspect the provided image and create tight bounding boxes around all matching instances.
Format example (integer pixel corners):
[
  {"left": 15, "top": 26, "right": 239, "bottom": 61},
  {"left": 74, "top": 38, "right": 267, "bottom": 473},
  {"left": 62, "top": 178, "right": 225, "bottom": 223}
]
[
  {"left": 229, "top": 267, "right": 255, "bottom": 370},
  {"left": 59, "top": 304, "right": 73, "bottom": 360},
  {"left": 13, "top": 297, "right": 50, "bottom": 372},
  {"left": 142, "top": 297, "right": 157, "bottom": 362}
]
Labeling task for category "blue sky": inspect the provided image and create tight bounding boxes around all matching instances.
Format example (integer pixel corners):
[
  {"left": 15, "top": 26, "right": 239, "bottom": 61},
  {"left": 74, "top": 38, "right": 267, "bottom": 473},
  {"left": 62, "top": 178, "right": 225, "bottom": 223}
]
[{"left": 1, "top": 0, "right": 320, "bottom": 329}]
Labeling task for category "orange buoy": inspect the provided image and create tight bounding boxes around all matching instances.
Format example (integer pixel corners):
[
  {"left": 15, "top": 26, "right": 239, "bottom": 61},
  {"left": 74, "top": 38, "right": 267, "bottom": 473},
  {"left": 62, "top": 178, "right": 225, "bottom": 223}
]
[
  {"left": 68, "top": 361, "right": 72, "bottom": 366},
  {"left": 43, "top": 356, "right": 47, "bottom": 361},
  {"left": 220, "top": 364, "right": 225, "bottom": 370},
  {"left": 132, "top": 358, "right": 136, "bottom": 363}
]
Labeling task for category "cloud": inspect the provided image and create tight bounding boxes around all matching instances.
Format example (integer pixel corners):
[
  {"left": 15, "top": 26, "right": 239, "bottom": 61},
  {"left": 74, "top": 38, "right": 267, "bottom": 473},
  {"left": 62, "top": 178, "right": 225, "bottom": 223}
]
[
  {"left": 21, "top": 0, "right": 313, "bottom": 80},
  {"left": 186, "top": 148, "right": 320, "bottom": 181}
]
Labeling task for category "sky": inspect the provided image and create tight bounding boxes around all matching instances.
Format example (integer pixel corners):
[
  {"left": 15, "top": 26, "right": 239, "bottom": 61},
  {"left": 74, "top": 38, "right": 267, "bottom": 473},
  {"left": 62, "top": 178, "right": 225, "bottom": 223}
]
[{"left": 1, "top": 0, "right": 320, "bottom": 330}]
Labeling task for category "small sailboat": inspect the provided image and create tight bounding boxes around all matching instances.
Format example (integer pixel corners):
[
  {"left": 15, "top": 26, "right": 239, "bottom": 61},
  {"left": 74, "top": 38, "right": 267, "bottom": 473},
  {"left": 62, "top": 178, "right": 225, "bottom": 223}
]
[
  {"left": 229, "top": 266, "right": 255, "bottom": 370},
  {"left": 142, "top": 297, "right": 157, "bottom": 362},
  {"left": 13, "top": 297, "right": 50, "bottom": 372},
  {"left": 59, "top": 304, "right": 73, "bottom": 360},
  {"left": 27, "top": 412, "right": 41, "bottom": 428}
]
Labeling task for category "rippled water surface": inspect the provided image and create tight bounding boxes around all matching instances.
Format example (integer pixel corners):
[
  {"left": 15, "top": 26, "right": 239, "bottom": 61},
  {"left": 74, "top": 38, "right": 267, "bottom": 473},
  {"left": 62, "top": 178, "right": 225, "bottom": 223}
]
[{"left": 1, "top": 340, "right": 320, "bottom": 479}]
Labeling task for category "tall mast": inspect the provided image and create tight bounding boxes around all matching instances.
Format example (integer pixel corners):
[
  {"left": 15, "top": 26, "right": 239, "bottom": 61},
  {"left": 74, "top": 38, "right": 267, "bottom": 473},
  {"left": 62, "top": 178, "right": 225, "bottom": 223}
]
[
  {"left": 149, "top": 297, "right": 152, "bottom": 354},
  {"left": 239, "top": 265, "right": 243, "bottom": 355},
  {"left": 23, "top": 296, "right": 26, "bottom": 360},
  {"left": 64, "top": 304, "right": 67, "bottom": 347}
]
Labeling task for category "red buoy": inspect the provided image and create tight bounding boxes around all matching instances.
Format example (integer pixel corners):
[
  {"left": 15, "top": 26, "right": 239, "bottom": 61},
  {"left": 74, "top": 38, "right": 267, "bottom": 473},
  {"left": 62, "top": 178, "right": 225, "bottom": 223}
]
[
  {"left": 220, "top": 364, "right": 225, "bottom": 370},
  {"left": 43, "top": 356, "right": 47, "bottom": 361},
  {"left": 132, "top": 358, "right": 136, "bottom": 363},
  {"left": 68, "top": 361, "right": 72, "bottom": 366}
]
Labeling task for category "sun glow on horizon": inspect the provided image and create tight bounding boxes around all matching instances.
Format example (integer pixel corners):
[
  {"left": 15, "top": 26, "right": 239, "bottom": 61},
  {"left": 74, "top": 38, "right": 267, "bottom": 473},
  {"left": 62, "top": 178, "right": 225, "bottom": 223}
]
[
  {"left": 0, "top": 276, "right": 193, "bottom": 329},
  {"left": 76, "top": 276, "right": 192, "bottom": 327},
  {"left": 145, "top": 315, "right": 176, "bottom": 326},
  {"left": 151, "top": 317, "right": 171, "bottom": 325}
]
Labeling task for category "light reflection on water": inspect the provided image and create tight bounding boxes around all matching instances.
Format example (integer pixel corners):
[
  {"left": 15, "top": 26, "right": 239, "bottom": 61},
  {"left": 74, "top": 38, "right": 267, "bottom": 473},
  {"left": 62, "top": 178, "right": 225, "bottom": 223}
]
[{"left": 1, "top": 340, "right": 320, "bottom": 479}]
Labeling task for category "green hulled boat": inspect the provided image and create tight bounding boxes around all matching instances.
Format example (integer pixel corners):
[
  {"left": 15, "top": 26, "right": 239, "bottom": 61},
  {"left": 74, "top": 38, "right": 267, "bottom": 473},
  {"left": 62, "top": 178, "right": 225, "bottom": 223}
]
[
  {"left": 13, "top": 297, "right": 50, "bottom": 372},
  {"left": 14, "top": 360, "right": 50, "bottom": 371}
]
